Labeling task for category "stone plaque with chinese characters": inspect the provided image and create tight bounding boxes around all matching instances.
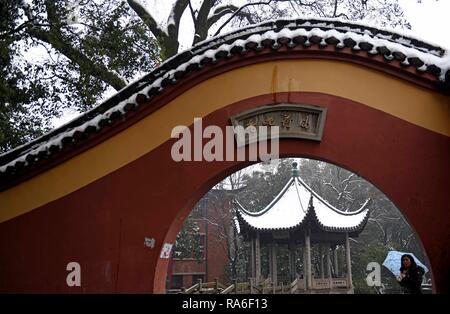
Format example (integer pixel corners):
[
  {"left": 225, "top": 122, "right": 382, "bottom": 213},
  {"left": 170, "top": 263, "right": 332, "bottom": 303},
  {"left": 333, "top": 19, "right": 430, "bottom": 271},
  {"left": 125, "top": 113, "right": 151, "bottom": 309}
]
[{"left": 230, "top": 104, "right": 327, "bottom": 146}]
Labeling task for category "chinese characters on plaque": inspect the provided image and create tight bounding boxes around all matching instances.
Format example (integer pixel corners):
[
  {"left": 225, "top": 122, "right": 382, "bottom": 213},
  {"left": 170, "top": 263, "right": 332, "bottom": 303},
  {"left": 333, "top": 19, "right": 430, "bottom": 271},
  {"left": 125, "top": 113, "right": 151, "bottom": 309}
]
[{"left": 231, "top": 103, "right": 327, "bottom": 146}]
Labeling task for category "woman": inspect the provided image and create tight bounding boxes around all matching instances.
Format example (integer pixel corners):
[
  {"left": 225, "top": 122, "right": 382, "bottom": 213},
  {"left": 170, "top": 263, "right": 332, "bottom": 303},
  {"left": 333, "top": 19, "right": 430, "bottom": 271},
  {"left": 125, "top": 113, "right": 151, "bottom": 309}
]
[{"left": 397, "top": 254, "right": 425, "bottom": 294}]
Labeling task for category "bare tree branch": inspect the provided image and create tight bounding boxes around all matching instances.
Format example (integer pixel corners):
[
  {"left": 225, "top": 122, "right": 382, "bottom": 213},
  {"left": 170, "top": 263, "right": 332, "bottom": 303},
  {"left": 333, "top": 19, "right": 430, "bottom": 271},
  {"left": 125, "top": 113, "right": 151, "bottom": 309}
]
[
  {"left": 165, "top": 0, "right": 190, "bottom": 54},
  {"left": 332, "top": 0, "right": 338, "bottom": 17},
  {"left": 126, "top": 0, "right": 178, "bottom": 57},
  {"left": 206, "top": 5, "right": 235, "bottom": 26},
  {"left": 335, "top": 12, "right": 350, "bottom": 19},
  {"left": 213, "top": 0, "right": 272, "bottom": 36},
  {"left": 14, "top": 1, "right": 126, "bottom": 91},
  {"left": 127, "top": 0, "right": 167, "bottom": 38},
  {"left": 188, "top": 0, "right": 197, "bottom": 25},
  {"left": 323, "top": 180, "right": 340, "bottom": 197}
]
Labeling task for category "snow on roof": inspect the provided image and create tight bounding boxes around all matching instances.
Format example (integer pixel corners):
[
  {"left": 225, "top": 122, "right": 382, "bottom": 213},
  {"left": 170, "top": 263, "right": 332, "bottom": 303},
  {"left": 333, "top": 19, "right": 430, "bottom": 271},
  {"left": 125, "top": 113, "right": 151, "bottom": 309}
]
[
  {"left": 184, "top": 17, "right": 447, "bottom": 62},
  {"left": 1, "top": 18, "right": 449, "bottom": 180},
  {"left": 233, "top": 215, "right": 241, "bottom": 234},
  {"left": 235, "top": 176, "right": 370, "bottom": 233}
]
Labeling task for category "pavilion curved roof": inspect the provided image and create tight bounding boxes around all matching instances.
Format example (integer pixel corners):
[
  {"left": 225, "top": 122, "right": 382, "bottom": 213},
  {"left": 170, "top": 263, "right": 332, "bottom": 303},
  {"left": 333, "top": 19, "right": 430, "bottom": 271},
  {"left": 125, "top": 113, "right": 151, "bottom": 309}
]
[
  {"left": 1, "top": 17, "right": 449, "bottom": 188},
  {"left": 234, "top": 175, "right": 370, "bottom": 233}
]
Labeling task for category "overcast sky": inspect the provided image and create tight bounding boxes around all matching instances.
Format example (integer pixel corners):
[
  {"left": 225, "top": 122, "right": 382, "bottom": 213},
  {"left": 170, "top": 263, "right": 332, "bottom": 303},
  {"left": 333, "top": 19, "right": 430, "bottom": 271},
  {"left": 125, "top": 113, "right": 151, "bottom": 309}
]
[
  {"left": 398, "top": 0, "right": 450, "bottom": 49},
  {"left": 51, "top": 0, "right": 450, "bottom": 127},
  {"left": 143, "top": 0, "right": 450, "bottom": 50}
]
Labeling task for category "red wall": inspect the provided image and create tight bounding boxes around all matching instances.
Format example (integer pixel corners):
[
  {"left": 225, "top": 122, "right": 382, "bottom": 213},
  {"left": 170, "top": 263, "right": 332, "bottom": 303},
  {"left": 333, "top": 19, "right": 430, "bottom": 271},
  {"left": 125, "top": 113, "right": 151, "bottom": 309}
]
[{"left": 0, "top": 92, "right": 448, "bottom": 293}]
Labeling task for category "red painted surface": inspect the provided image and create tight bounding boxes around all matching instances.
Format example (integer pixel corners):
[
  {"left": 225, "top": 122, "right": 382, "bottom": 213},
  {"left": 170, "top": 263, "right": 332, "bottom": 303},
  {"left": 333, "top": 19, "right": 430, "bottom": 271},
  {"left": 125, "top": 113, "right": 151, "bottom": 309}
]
[
  {"left": 1, "top": 43, "right": 442, "bottom": 191},
  {"left": 0, "top": 92, "right": 449, "bottom": 293}
]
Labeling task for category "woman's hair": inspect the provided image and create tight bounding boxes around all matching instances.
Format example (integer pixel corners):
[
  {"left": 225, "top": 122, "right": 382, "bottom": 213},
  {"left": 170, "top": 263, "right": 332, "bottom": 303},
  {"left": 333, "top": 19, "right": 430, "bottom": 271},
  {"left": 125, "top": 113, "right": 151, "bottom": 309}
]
[{"left": 400, "top": 254, "right": 418, "bottom": 272}]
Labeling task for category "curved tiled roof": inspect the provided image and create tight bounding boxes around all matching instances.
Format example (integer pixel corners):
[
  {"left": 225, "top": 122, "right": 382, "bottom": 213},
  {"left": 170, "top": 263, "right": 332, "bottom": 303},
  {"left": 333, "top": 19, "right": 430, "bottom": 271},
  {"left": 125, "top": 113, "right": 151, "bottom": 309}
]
[
  {"left": 235, "top": 176, "right": 370, "bottom": 233},
  {"left": 1, "top": 18, "right": 449, "bottom": 186}
]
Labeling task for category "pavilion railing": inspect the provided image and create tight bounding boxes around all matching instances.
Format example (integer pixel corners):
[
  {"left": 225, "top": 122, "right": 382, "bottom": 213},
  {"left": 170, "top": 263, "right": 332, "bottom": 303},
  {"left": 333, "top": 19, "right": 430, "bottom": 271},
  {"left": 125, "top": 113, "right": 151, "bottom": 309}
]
[
  {"left": 313, "top": 278, "right": 330, "bottom": 289},
  {"left": 180, "top": 278, "right": 228, "bottom": 294},
  {"left": 311, "top": 278, "right": 348, "bottom": 289},
  {"left": 297, "top": 278, "right": 306, "bottom": 290},
  {"left": 290, "top": 278, "right": 298, "bottom": 293},
  {"left": 331, "top": 278, "right": 348, "bottom": 288},
  {"left": 177, "top": 276, "right": 348, "bottom": 294}
]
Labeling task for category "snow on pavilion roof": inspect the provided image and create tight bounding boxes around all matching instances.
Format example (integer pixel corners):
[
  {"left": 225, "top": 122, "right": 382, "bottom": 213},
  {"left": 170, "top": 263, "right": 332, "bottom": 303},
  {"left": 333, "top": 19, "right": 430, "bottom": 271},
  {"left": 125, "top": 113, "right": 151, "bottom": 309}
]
[
  {"left": 235, "top": 176, "right": 370, "bottom": 233},
  {"left": 1, "top": 17, "right": 450, "bottom": 185}
]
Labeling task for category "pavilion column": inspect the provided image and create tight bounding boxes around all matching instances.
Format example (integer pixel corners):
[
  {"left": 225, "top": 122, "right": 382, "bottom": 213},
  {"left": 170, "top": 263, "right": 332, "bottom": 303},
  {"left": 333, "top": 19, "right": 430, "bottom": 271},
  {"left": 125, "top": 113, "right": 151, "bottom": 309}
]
[
  {"left": 333, "top": 246, "right": 339, "bottom": 278},
  {"left": 326, "top": 243, "right": 332, "bottom": 288},
  {"left": 305, "top": 229, "right": 312, "bottom": 289},
  {"left": 320, "top": 244, "right": 324, "bottom": 279},
  {"left": 268, "top": 242, "right": 273, "bottom": 281},
  {"left": 302, "top": 242, "right": 306, "bottom": 283},
  {"left": 288, "top": 238, "right": 296, "bottom": 281},
  {"left": 255, "top": 231, "right": 261, "bottom": 284},
  {"left": 250, "top": 237, "right": 256, "bottom": 279},
  {"left": 345, "top": 233, "right": 353, "bottom": 289},
  {"left": 271, "top": 243, "right": 277, "bottom": 287}
]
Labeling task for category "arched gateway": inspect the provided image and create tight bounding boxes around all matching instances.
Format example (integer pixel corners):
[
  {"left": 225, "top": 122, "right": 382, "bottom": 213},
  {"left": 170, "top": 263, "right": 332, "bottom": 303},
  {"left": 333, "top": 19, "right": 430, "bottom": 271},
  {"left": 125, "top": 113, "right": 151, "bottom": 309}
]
[{"left": 0, "top": 19, "right": 449, "bottom": 293}]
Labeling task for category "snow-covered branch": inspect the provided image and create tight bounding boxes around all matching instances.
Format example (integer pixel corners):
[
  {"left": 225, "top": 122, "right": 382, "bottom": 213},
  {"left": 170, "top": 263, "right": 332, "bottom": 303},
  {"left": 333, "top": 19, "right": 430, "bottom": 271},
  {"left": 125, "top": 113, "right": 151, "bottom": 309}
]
[
  {"left": 126, "top": 0, "right": 169, "bottom": 37},
  {"left": 213, "top": 0, "right": 272, "bottom": 36},
  {"left": 127, "top": 0, "right": 168, "bottom": 38}
]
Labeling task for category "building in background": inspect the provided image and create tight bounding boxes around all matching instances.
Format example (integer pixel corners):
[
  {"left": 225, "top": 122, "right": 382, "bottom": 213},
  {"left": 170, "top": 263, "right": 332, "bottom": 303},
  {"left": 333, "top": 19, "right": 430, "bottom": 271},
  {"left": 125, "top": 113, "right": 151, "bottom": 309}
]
[{"left": 167, "top": 189, "right": 238, "bottom": 290}]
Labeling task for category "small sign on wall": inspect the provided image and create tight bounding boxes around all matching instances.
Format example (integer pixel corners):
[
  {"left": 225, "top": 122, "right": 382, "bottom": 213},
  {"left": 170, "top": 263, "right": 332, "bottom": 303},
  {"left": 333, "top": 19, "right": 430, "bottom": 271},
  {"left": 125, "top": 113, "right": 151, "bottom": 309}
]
[
  {"left": 160, "top": 243, "right": 173, "bottom": 259},
  {"left": 144, "top": 237, "right": 156, "bottom": 248}
]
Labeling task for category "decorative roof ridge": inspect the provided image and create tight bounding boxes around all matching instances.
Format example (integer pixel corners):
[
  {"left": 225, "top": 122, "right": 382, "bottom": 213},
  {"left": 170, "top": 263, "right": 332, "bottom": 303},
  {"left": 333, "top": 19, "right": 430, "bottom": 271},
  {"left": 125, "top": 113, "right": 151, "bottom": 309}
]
[
  {"left": 235, "top": 201, "right": 314, "bottom": 232},
  {"left": 295, "top": 177, "right": 371, "bottom": 216},
  {"left": 2, "top": 18, "right": 449, "bottom": 181},
  {"left": 297, "top": 177, "right": 371, "bottom": 216},
  {"left": 308, "top": 196, "right": 370, "bottom": 232},
  {"left": 308, "top": 196, "right": 371, "bottom": 233},
  {"left": 236, "top": 194, "right": 370, "bottom": 233},
  {"left": 234, "top": 171, "right": 372, "bottom": 233},
  {"left": 235, "top": 175, "right": 371, "bottom": 218},
  {"left": 189, "top": 17, "right": 446, "bottom": 58}
]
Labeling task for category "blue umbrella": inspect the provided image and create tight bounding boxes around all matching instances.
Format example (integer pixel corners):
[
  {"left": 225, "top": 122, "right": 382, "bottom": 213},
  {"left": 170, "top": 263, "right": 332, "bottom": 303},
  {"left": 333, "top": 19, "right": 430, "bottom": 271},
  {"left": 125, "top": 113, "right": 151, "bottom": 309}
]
[{"left": 382, "top": 250, "right": 429, "bottom": 278}]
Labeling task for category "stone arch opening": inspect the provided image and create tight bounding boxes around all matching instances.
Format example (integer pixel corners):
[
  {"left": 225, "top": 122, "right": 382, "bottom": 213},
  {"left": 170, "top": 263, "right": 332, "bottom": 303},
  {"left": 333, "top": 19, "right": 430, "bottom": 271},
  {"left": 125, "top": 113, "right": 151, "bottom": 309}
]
[{"left": 156, "top": 155, "right": 435, "bottom": 294}]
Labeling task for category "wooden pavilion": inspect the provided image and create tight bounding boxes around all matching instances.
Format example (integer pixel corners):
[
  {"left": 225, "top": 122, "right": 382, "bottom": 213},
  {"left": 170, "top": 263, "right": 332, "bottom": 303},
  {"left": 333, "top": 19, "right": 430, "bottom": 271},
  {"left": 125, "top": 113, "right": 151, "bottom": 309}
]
[{"left": 234, "top": 163, "right": 371, "bottom": 293}]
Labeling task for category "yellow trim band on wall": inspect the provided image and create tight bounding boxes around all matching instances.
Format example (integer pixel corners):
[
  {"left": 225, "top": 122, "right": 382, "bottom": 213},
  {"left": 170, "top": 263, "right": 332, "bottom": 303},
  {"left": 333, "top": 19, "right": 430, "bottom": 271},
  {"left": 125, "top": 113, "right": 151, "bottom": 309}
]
[{"left": 1, "top": 59, "right": 449, "bottom": 223}]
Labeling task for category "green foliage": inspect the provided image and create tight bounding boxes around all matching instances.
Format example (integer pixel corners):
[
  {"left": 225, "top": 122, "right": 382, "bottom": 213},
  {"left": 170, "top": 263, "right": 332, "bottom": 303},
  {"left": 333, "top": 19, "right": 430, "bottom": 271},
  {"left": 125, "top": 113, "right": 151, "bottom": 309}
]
[
  {"left": 352, "top": 242, "right": 394, "bottom": 293},
  {"left": 223, "top": 240, "right": 250, "bottom": 283},
  {"left": 173, "top": 217, "right": 203, "bottom": 261},
  {"left": 0, "top": 0, "right": 414, "bottom": 152},
  {"left": 237, "top": 159, "right": 294, "bottom": 212},
  {"left": 0, "top": 0, "right": 49, "bottom": 150},
  {"left": 0, "top": 0, "right": 160, "bottom": 152}
]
